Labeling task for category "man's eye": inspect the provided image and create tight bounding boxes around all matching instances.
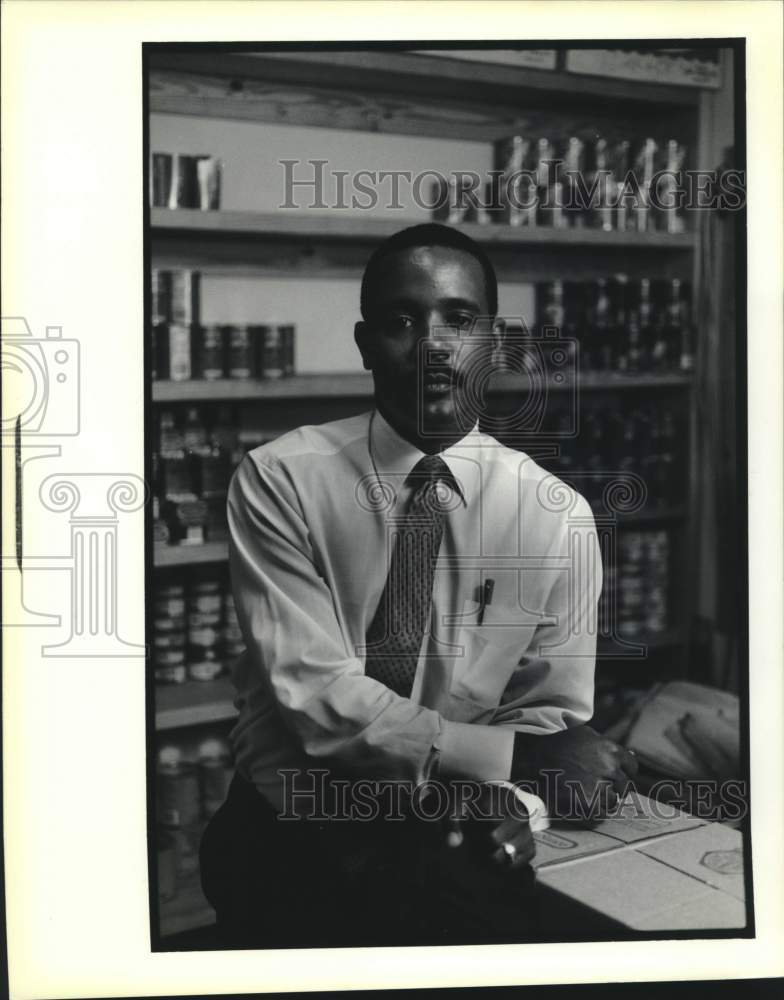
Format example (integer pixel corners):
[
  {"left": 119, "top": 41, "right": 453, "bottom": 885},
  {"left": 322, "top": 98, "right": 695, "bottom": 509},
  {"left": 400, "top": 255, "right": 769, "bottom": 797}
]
[
  {"left": 448, "top": 314, "right": 475, "bottom": 331},
  {"left": 390, "top": 314, "right": 414, "bottom": 329}
]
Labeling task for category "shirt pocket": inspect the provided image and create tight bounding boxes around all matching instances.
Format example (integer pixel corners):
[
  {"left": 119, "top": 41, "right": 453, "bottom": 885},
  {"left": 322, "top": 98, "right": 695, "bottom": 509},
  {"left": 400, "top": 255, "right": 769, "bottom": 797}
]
[{"left": 448, "top": 598, "right": 535, "bottom": 720}]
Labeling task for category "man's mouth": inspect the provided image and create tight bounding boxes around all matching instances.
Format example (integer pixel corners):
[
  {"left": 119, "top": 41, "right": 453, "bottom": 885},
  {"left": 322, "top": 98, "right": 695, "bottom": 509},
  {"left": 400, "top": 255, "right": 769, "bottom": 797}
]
[{"left": 422, "top": 371, "right": 454, "bottom": 396}]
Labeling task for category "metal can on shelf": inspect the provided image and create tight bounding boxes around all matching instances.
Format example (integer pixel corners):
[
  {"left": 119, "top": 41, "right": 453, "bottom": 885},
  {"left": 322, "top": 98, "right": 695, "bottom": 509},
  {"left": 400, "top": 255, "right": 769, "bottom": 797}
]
[
  {"left": 198, "top": 737, "right": 234, "bottom": 818},
  {"left": 154, "top": 629, "right": 186, "bottom": 651},
  {"left": 195, "top": 156, "right": 222, "bottom": 210},
  {"left": 154, "top": 582, "right": 186, "bottom": 618},
  {"left": 169, "top": 270, "right": 201, "bottom": 327},
  {"left": 155, "top": 662, "right": 187, "bottom": 685},
  {"left": 261, "top": 325, "right": 284, "bottom": 379},
  {"left": 160, "top": 324, "right": 192, "bottom": 382},
  {"left": 188, "top": 653, "right": 223, "bottom": 682},
  {"left": 154, "top": 614, "right": 186, "bottom": 637},
  {"left": 195, "top": 324, "right": 225, "bottom": 380},
  {"left": 151, "top": 153, "right": 174, "bottom": 208},
  {"left": 157, "top": 829, "right": 178, "bottom": 903},
  {"left": 278, "top": 324, "right": 295, "bottom": 376},
  {"left": 226, "top": 324, "right": 254, "bottom": 379},
  {"left": 157, "top": 747, "right": 201, "bottom": 828},
  {"left": 190, "top": 579, "right": 223, "bottom": 615}
]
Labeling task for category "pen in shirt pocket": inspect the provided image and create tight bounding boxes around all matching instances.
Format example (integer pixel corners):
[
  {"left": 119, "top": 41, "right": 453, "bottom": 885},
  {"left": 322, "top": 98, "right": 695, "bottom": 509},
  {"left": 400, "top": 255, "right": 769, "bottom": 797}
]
[{"left": 477, "top": 578, "right": 495, "bottom": 626}]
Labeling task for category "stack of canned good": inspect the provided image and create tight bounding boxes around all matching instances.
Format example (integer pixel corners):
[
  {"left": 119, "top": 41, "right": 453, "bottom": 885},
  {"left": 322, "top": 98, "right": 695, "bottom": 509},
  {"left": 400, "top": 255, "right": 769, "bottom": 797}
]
[
  {"left": 197, "top": 322, "right": 296, "bottom": 381},
  {"left": 432, "top": 132, "right": 689, "bottom": 235},
  {"left": 151, "top": 267, "right": 297, "bottom": 382},
  {"left": 157, "top": 737, "right": 234, "bottom": 902},
  {"left": 608, "top": 529, "right": 671, "bottom": 637},
  {"left": 153, "top": 573, "right": 246, "bottom": 685},
  {"left": 151, "top": 152, "right": 221, "bottom": 210},
  {"left": 535, "top": 276, "right": 693, "bottom": 375}
]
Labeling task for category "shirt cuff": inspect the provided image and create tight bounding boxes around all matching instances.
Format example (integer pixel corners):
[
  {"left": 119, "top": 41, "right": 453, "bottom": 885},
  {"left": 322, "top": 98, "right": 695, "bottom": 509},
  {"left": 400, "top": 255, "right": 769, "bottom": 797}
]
[{"left": 435, "top": 721, "right": 515, "bottom": 782}]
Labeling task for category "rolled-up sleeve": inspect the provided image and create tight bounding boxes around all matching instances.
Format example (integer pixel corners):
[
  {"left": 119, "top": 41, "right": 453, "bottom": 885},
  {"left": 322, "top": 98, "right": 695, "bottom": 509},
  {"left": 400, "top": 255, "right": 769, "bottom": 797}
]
[{"left": 490, "top": 495, "right": 602, "bottom": 735}]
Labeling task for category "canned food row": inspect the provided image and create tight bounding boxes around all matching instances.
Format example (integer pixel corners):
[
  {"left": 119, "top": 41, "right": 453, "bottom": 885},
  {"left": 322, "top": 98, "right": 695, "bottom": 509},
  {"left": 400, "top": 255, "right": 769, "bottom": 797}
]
[
  {"left": 151, "top": 153, "right": 221, "bottom": 211},
  {"left": 599, "top": 529, "right": 671, "bottom": 636},
  {"left": 153, "top": 321, "right": 296, "bottom": 382},
  {"left": 157, "top": 738, "right": 233, "bottom": 894},
  {"left": 154, "top": 577, "right": 244, "bottom": 684}
]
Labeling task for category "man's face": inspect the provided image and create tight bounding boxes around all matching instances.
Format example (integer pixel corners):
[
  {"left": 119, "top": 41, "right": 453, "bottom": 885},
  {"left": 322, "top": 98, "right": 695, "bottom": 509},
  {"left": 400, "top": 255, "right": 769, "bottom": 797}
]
[{"left": 355, "top": 245, "right": 497, "bottom": 446}]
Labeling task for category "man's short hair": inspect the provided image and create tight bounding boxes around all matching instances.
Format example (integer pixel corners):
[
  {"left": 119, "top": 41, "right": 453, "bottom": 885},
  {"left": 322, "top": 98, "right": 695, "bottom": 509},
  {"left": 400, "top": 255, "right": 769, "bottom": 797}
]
[{"left": 360, "top": 223, "right": 499, "bottom": 321}]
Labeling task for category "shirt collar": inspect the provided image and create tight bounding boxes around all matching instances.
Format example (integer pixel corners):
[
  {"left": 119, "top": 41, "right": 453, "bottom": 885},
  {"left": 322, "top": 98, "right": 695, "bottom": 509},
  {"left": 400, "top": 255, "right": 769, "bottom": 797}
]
[{"left": 370, "top": 409, "right": 483, "bottom": 507}]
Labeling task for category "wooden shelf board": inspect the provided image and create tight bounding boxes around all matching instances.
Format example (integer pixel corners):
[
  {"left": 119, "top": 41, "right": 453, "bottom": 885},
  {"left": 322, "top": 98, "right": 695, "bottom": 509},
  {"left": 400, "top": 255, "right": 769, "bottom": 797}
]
[
  {"left": 151, "top": 209, "right": 696, "bottom": 250},
  {"left": 148, "top": 49, "right": 700, "bottom": 111},
  {"left": 156, "top": 677, "right": 238, "bottom": 730},
  {"left": 598, "top": 628, "right": 685, "bottom": 657},
  {"left": 616, "top": 505, "right": 688, "bottom": 524},
  {"left": 154, "top": 540, "right": 229, "bottom": 567},
  {"left": 152, "top": 371, "right": 692, "bottom": 404},
  {"left": 152, "top": 372, "right": 371, "bottom": 402}
]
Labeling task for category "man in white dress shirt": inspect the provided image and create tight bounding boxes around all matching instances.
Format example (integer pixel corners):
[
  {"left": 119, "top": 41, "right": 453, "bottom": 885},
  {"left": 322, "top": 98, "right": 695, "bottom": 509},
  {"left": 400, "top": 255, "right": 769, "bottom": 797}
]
[{"left": 200, "top": 223, "right": 638, "bottom": 948}]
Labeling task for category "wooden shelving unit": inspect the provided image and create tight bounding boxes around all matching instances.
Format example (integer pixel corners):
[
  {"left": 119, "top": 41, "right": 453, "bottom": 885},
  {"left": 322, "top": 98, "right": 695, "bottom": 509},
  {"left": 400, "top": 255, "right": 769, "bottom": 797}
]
[{"left": 149, "top": 44, "right": 708, "bottom": 938}]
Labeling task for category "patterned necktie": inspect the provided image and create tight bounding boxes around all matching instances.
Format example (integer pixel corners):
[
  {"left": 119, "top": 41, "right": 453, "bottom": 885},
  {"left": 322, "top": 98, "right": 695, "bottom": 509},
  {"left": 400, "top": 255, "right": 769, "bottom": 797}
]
[{"left": 363, "top": 454, "right": 454, "bottom": 697}]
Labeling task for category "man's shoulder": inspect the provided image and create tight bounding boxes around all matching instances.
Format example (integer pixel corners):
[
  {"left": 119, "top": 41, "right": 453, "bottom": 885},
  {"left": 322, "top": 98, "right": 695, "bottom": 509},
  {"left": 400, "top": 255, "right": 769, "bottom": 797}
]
[
  {"left": 479, "top": 433, "right": 594, "bottom": 525},
  {"left": 245, "top": 412, "right": 371, "bottom": 470}
]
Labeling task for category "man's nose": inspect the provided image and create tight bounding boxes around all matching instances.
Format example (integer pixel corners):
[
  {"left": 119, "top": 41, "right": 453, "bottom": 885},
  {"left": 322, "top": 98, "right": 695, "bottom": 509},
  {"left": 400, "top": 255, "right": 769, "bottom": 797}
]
[{"left": 421, "top": 318, "right": 456, "bottom": 364}]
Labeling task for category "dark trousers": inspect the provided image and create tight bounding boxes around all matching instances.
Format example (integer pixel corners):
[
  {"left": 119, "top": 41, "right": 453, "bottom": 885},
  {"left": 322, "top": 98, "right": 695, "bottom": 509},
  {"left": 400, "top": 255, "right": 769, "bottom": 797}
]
[{"left": 200, "top": 772, "right": 537, "bottom": 949}]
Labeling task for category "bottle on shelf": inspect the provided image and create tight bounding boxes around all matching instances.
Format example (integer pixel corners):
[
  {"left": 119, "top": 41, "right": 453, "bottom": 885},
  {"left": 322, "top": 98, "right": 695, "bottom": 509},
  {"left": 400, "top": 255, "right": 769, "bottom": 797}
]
[
  {"left": 493, "top": 135, "right": 536, "bottom": 228},
  {"left": 534, "top": 137, "right": 563, "bottom": 228},
  {"left": 632, "top": 137, "right": 658, "bottom": 234},
  {"left": 587, "top": 137, "right": 614, "bottom": 232},
  {"left": 610, "top": 274, "right": 630, "bottom": 373},
  {"left": 154, "top": 580, "right": 187, "bottom": 684},
  {"left": 199, "top": 737, "right": 234, "bottom": 819},
  {"left": 157, "top": 744, "right": 202, "bottom": 878},
  {"left": 587, "top": 278, "right": 612, "bottom": 372},
  {"left": 158, "top": 410, "right": 195, "bottom": 500},
  {"left": 660, "top": 140, "right": 688, "bottom": 235},
  {"left": 609, "top": 140, "right": 632, "bottom": 233},
  {"left": 662, "top": 279, "right": 694, "bottom": 372},
  {"left": 562, "top": 135, "right": 587, "bottom": 228}
]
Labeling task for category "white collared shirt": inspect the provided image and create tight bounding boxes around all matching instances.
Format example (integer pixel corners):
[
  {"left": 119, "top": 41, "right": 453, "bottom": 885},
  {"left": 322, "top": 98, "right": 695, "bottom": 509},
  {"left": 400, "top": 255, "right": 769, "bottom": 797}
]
[{"left": 228, "top": 410, "right": 602, "bottom": 810}]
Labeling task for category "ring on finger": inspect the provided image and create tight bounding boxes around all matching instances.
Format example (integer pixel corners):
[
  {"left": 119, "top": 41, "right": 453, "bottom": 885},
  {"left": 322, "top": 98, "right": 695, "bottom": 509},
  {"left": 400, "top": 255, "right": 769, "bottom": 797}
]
[{"left": 501, "top": 842, "right": 517, "bottom": 864}]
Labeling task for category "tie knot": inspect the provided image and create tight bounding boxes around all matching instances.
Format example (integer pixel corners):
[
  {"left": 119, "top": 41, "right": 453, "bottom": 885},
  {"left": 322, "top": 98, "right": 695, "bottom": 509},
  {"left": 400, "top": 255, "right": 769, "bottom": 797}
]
[{"left": 408, "top": 454, "right": 451, "bottom": 486}]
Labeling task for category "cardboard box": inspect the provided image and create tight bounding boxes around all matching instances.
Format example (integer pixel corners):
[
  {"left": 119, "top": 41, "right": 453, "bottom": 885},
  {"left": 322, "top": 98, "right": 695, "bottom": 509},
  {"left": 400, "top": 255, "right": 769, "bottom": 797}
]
[{"left": 533, "top": 794, "right": 747, "bottom": 932}]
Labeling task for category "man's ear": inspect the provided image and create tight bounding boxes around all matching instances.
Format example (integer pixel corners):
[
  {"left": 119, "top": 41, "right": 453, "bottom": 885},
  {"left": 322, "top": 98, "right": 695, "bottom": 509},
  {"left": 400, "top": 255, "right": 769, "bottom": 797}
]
[{"left": 354, "top": 321, "right": 374, "bottom": 372}]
